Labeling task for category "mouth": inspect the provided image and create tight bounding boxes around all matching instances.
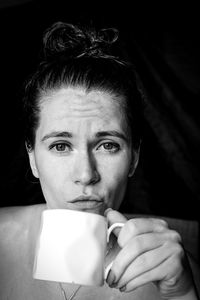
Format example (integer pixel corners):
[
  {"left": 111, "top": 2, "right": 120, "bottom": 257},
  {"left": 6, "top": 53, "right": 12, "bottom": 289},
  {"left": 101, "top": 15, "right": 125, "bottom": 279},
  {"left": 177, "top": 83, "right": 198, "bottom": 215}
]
[{"left": 67, "top": 196, "right": 105, "bottom": 211}]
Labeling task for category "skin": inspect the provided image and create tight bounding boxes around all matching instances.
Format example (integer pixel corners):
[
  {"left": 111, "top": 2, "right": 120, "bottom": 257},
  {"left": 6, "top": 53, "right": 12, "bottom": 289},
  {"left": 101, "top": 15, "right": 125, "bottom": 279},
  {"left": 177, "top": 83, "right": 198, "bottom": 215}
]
[
  {"left": 28, "top": 86, "right": 138, "bottom": 215},
  {"left": 105, "top": 210, "right": 197, "bottom": 299},
  {"left": 28, "top": 86, "right": 198, "bottom": 300}
]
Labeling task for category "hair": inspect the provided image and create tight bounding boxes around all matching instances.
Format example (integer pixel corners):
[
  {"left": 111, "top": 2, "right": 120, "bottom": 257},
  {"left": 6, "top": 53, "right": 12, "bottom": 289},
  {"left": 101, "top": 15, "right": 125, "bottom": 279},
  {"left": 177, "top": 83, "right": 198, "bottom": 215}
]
[{"left": 23, "top": 21, "right": 143, "bottom": 151}]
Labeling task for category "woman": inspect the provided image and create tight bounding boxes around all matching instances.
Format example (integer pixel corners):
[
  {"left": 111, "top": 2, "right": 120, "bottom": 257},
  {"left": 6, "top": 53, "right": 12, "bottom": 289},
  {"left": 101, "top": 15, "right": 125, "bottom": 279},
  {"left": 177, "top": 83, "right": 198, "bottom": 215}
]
[{"left": 0, "top": 21, "right": 199, "bottom": 300}]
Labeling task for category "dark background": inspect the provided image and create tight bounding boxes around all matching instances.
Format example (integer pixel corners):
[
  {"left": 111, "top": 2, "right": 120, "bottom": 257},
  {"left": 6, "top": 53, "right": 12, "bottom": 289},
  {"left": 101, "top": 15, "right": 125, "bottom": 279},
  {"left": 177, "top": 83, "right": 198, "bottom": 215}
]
[{"left": 0, "top": 0, "right": 200, "bottom": 222}]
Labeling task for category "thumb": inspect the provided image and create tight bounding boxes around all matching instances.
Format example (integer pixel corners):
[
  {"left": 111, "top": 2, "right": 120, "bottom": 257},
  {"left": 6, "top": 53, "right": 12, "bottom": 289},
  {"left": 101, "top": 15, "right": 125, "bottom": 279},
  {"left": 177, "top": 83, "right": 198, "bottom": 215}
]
[{"left": 104, "top": 208, "right": 127, "bottom": 237}]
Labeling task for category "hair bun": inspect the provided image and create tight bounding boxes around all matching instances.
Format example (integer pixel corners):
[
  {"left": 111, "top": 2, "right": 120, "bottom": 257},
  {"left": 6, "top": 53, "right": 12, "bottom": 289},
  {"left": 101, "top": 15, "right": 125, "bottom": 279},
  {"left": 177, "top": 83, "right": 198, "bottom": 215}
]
[{"left": 43, "top": 21, "right": 119, "bottom": 60}]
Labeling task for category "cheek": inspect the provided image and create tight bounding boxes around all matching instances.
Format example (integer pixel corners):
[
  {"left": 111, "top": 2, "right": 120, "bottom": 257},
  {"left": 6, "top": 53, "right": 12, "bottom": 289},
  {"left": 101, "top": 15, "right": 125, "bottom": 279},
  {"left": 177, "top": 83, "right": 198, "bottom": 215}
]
[
  {"left": 101, "top": 151, "right": 131, "bottom": 180},
  {"left": 106, "top": 174, "right": 128, "bottom": 210},
  {"left": 35, "top": 157, "right": 68, "bottom": 207},
  {"left": 101, "top": 154, "right": 130, "bottom": 208},
  {"left": 110, "top": 167, "right": 129, "bottom": 192},
  {"left": 34, "top": 153, "right": 65, "bottom": 188}
]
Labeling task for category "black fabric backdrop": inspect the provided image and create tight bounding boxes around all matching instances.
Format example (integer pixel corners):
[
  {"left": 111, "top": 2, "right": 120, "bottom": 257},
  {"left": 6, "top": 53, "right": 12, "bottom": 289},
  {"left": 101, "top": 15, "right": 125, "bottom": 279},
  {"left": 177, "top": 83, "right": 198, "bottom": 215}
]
[{"left": 0, "top": 1, "right": 200, "bottom": 221}]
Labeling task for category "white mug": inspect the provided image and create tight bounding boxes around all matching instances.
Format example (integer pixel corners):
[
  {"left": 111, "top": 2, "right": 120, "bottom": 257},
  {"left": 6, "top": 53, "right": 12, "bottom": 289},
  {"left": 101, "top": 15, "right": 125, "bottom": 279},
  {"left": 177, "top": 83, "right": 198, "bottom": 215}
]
[{"left": 33, "top": 209, "right": 124, "bottom": 286}]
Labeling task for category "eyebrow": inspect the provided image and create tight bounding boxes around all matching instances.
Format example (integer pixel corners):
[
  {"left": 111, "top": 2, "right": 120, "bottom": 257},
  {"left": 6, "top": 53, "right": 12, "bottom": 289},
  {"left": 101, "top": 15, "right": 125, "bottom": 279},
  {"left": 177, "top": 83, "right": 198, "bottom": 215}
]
[
  {"left": 41, "top": 130, "right": 129, "bottom": 143},
  {"left": 41, "top": 131, "right": 72, "bottom": 141},
  {"left": 95, "top": 131, "right": 129, "bottom": 142}
]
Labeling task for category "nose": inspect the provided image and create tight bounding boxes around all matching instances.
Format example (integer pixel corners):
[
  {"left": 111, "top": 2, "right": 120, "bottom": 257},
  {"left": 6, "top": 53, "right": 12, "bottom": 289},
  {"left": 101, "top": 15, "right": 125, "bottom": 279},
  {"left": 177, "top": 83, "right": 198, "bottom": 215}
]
[{"left": 72, "top": 151, "right": 100, "bottom": 186}]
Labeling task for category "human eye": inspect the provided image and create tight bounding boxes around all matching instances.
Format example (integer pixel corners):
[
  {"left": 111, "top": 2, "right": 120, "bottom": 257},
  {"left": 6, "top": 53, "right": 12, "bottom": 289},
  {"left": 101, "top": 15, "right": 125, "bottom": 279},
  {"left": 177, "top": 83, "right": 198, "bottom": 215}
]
[
  {"left": 97, "top": 142, "right": 120, "bottom": 153},
  {"left": 48, "top": 141, "right": 72, "bottom": 153}
]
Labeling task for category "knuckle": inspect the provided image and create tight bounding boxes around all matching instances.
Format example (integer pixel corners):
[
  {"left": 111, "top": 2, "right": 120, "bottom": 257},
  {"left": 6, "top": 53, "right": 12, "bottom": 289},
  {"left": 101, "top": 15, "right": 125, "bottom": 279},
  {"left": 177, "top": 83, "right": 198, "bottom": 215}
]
[
  {"left": 157, "top": 218, "right": 168, "bottom": 228},
  {"left": 166, "top": 242, "right": 184, "bottom": 261},
  {"left": 150, "top": 218, "right": 168, "bottom": 231},
  {"left": 168, "top": 230, "right": 182, "bottom": 243},
  {"left": 173, "top": 244, "right": 184, "bottom": 257},
  {"left": 166, "top": 275, "right": 179, "bottom": 287},
  {"left": 126, "top": 219, "right": 139, "bottom": 235}
]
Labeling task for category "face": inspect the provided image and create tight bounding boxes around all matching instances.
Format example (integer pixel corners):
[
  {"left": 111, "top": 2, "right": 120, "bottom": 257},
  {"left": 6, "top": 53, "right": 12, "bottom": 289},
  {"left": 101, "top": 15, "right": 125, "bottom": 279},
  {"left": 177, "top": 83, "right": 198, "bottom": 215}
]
[{"left": 28, "top": 86, "right": 138, "bottom": 215}]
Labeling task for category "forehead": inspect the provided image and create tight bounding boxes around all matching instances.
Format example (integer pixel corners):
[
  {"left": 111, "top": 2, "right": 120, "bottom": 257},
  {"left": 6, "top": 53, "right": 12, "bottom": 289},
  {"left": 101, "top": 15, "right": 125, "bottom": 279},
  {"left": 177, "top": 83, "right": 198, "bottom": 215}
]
[{"left": 38, "top": 87, "right": 128, "bottom": 130}]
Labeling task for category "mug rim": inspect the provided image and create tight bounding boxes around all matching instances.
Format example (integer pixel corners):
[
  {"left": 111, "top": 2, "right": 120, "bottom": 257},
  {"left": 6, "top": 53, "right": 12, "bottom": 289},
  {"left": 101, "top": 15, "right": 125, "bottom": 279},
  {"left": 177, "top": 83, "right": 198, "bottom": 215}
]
[{"left": 42, "top": 208, "right": 107, "bottom": 222}]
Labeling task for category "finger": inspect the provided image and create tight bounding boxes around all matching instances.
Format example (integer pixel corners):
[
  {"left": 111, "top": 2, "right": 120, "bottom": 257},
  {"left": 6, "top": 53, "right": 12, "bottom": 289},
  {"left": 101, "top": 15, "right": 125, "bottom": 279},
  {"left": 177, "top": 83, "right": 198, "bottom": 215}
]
[
  {"left": 117, "top": 218, "right": 168, "bottom": 248},
  {"left": 115, "top": 244, "right": 172, "bottom": 289},
  {"left": 110, "top": 231, "right": 169, "bottom": 284},
  {"left": 107, "top": 228, "right": 182, "bottom": 287},
  {"left": 116, "top": 240, "right": 184, "bottom": 290},
  {"left": 105, "top": 208, "right": 127, "bottom": 237},
  {"left": 119, "top": 259, "right": 170, "bottom": 293},
  {"left": 119, "top": 253, "right": 185, "bottom": 294}
]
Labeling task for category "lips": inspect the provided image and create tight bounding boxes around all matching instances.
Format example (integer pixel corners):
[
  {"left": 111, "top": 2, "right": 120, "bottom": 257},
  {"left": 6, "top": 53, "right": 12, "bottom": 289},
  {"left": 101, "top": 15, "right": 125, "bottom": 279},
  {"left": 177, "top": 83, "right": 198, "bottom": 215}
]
[
  {"left": 70, "top": 195, "right": 103, "bottom": 203},
  {"left": 68, "top": 195, "right": 104, "bottom": 211}
]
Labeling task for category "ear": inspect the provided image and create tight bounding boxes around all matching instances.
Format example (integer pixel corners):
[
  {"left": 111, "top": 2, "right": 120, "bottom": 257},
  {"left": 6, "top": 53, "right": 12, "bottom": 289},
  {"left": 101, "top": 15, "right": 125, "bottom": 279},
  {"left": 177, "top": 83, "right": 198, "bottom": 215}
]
[
  {"left": 128, "top": 147, "right": 140, "bottom": 178},
  {"left": 26, "top": 143, "right": 39, "bottom": 179}
]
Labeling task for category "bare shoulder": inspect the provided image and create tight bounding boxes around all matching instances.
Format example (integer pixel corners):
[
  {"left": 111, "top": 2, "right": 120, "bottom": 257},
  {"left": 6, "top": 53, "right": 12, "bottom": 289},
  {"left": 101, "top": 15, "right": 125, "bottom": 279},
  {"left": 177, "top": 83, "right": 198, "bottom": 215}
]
[
  {"left": 0, "top": 204, "right": 45, "bottom": 247},
  {"left": 0, "top": 205, "right": 46, "bottom": 296}
]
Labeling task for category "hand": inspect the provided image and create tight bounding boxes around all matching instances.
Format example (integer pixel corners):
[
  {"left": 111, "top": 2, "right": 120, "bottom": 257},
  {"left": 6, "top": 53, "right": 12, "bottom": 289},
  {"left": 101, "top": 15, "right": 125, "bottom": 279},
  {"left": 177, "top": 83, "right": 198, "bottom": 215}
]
[{"left": 105, "top": 209, "right": 196, "bottom": 299}]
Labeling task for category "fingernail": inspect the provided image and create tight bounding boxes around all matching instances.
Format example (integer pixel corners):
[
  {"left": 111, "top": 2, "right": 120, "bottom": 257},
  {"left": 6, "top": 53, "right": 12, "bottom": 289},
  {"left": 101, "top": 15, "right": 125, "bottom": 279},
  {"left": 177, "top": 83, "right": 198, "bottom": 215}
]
[
  {"left": 120, "top": 285, "right": 126, "bottom": 292},
  {"left": 110, "top": 281, "right": 118, "bottom": 288},
  {"left": 106, "top": 270, "right": 115, "bottom": 286},
  {"left": 104, "top": 208, "right": 113, "bottom": 217}
]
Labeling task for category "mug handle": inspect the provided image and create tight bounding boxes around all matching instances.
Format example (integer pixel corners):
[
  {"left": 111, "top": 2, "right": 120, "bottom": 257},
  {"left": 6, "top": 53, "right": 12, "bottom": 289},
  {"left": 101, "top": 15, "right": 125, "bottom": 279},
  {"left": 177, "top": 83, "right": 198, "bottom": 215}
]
[{"left": 104, "top": 222, "right": 124, "bottom": 280}]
